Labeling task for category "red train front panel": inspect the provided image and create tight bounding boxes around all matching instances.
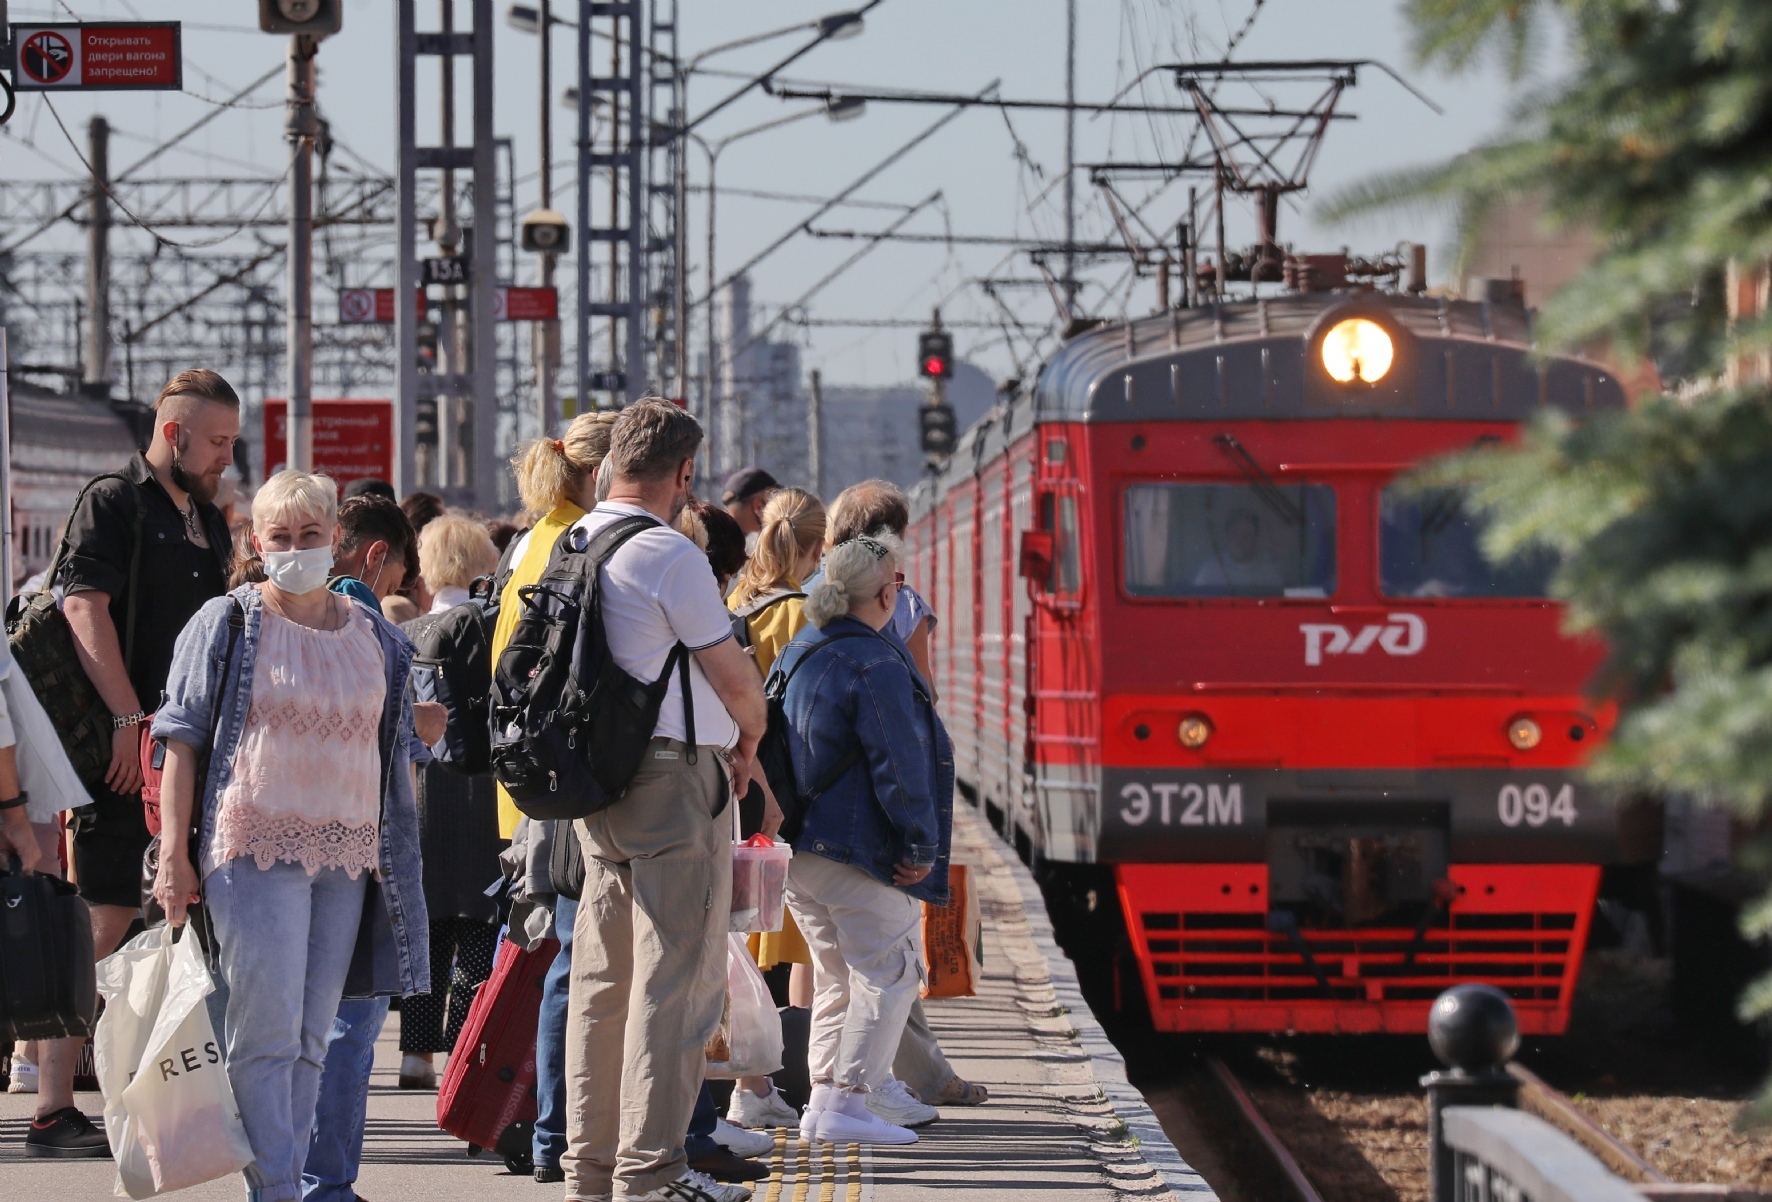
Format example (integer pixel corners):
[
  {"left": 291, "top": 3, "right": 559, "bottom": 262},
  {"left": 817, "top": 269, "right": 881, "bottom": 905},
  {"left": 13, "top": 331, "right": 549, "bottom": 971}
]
[{"left": 909, "top": 294, "right": 1629, "bottom": 1036}]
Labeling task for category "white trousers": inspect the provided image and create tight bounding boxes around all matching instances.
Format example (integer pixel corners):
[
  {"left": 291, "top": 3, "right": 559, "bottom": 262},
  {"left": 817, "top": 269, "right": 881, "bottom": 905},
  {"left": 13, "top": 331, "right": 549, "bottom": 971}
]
[{"left": 785, "top": 852, "right": 926, "bottom": 1092}]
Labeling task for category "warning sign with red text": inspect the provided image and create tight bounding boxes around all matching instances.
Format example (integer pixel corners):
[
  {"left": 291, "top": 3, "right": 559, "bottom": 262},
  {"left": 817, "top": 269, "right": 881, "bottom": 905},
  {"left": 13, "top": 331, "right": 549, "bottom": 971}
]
[
  {"left": 263, "top": 399, "right": 394, "bottom": 486},
  {"left": 9, "top": 22, "right": 182, "bottom": 91}
]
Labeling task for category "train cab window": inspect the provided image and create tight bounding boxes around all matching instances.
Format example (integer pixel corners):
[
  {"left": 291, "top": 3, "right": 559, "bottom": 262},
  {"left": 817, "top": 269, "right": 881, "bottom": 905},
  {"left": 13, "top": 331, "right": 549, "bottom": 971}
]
[
  {"left": 1123, "top": 483, "right": 1337, "bottom": 598},
  {"left": 1380, "top": 485, "right": 1556, "bottom": 598}
]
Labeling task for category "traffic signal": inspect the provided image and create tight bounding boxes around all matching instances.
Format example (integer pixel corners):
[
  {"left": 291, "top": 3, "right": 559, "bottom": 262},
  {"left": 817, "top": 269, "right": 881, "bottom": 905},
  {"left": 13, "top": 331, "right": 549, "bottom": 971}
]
[
  {"left": 917, "top": 330, "right": 953, "bottom": 379},
  {"left": 919, "top": 402, "right": 957, "bottom": 456},
  {"left": 259, "top": 0, "right": 344, "bottom": 35}
]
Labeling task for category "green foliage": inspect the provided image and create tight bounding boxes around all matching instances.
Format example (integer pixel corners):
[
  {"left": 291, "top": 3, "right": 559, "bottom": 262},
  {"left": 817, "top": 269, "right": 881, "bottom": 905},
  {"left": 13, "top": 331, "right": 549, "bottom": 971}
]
[{"left": 1357, "top": 0, "right": 1772, "bottom": 1112}]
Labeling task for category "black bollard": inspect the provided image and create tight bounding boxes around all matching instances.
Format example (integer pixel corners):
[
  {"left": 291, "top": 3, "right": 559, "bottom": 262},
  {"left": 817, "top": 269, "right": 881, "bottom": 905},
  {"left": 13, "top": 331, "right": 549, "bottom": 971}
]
[{"left": 1420, "top": 984, "right": 1521, "bottom": 1202}]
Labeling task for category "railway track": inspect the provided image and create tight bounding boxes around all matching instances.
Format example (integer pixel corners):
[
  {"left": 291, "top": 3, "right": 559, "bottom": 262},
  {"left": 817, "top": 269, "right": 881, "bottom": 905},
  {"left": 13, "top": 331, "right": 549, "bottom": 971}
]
[{"left": 1162, "top": 1048, "right": 1772, "bottom": 1202}]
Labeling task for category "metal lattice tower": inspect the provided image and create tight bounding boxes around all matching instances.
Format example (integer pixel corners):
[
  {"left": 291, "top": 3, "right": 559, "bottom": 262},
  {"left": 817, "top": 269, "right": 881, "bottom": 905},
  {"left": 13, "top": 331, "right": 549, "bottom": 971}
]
[
  {"left": 576, "top": 0, "right": 646, "bottom": 408},
  {"left": 396, "top": 0, "right": 500, "bottom": 507}
]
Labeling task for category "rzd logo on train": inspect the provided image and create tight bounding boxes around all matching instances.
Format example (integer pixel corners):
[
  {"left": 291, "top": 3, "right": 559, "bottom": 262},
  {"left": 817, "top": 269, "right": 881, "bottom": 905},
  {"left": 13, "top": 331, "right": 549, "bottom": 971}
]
[{"left": 1299, "top": 613, "right": 1425, "bottom": 666}]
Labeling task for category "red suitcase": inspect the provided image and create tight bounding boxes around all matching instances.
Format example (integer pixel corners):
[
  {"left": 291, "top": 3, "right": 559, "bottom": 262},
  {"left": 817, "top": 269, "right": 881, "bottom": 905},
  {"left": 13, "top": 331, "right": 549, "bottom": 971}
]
[{"left": 436, "top": 935, "right": 559, "bottom": 1170}]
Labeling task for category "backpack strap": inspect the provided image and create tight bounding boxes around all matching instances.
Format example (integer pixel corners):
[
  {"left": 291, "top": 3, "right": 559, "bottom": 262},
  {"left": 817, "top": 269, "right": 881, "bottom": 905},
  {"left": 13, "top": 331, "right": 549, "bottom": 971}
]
[
  {"left": 581, "top": 513, "right": 702, "bottom": 764},
  {"left": 732, "top": 588, "right": 806, "bottom": 621},
  {"left": 774, "top": 630, "right": 874, "bottom": 801}
]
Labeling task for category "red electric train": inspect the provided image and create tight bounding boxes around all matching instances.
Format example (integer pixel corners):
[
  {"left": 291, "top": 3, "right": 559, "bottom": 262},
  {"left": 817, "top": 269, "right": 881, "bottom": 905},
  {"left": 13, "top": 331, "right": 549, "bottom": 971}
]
[{"left": 904, "top": 280, "right": 1637, "bottom": 1036}]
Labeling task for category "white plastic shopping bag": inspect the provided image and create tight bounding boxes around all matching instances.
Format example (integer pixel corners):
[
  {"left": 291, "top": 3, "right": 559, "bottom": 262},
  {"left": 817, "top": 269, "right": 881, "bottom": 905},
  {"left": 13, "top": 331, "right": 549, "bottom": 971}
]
[
  {"left": 96, "top": 925, "right": 254, "bottom": 1198},
  {"left": 704, "top": 932, "right": 784, "bottom": 1079}
]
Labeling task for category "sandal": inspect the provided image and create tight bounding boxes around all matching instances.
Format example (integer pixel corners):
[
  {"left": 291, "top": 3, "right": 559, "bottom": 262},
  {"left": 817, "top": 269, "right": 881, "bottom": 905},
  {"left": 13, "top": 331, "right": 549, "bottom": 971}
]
[{"left": 930, "top": 1075, "right": 988, "bottom": 1106}]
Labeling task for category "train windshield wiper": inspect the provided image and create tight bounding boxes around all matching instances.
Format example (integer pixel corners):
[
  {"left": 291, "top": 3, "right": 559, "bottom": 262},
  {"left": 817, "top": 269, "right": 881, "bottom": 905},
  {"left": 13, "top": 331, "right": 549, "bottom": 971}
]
[{"left": 1212, "top": 433, "right": 1303, "bottom": 526}]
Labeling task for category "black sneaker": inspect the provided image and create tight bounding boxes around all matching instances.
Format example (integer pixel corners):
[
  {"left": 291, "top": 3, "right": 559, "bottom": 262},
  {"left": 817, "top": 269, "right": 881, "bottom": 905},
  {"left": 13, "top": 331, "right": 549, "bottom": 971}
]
[
  {"left": 535, "top": 1164, "right": 565, "bottom": 1184},
  {"left": 25, "top": 1106, "right": 111, "bottom": 1158}
]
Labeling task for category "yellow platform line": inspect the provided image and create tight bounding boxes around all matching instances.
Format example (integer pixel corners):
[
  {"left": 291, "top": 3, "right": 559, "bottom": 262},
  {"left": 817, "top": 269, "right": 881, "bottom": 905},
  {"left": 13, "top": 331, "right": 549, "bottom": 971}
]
[{"left": 759, "top": 1131, "right": 868, "bottom": 1202}]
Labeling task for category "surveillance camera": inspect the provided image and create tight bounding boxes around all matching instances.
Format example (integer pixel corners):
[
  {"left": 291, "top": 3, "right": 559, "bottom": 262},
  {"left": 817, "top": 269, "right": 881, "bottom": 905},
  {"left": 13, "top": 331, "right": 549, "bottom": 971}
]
[{"left": 521, "top": 208, "right": 571, "bottom": 255}]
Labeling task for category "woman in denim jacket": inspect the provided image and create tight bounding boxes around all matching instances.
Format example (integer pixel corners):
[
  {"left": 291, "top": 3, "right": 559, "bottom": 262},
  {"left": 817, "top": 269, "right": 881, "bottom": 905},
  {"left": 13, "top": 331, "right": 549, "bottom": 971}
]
[
  {"left": 772, "top": 534, "right": 953, "bottom": 1148},
  {"left": 150, "top": 470, "right": 430, "bottom": 1202}
]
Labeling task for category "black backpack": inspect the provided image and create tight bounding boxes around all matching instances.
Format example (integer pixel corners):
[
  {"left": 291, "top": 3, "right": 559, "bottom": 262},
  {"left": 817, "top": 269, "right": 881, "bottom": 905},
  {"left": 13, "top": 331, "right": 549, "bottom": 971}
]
[
  {"left": 729, "top": 588, "right": 805, "bottom": 654},
  {"left": 401, "top": 577, "right": 497, "bottom": 774},
  {"left": 489, "top": 514, "right": 696, "bottom": 821},
  {"left": 760, "top": 630, "right": 871, "bottom": 843}
]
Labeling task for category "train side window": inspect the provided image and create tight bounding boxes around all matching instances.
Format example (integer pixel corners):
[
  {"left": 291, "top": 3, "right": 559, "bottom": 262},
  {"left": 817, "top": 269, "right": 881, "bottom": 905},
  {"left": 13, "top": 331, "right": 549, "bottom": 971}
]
[
  {"left": 1123, "top": 482, "right": 1337, "bottom": 598},
  {"left": 1380, "top": 485, "right": 1556, "bottom": 598},
  {"left": 1030, "top": 491, "right": 1081, "bottom": 596}
]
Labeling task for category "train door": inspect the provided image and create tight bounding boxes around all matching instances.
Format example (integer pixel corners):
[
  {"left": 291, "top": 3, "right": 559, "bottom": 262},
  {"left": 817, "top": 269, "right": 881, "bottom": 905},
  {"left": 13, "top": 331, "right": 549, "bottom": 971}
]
[{"left": 1019, "top": 425, "right": 1098, "bottom": 861}]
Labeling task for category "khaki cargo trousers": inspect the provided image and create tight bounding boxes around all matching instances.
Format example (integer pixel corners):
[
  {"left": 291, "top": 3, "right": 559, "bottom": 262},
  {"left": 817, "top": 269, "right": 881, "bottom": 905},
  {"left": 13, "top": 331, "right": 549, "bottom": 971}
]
[{"left": 563, "top": 738, "right": 731, "bottom": 1200}]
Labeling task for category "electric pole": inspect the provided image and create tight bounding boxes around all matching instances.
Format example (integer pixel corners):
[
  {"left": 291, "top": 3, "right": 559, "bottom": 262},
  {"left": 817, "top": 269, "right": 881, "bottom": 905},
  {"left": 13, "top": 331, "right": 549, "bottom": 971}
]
[
  {"left": 286, "top": 35, "right": 319, "bottom": 471},
  {"left": 83, "top": 115, "right": 112, "bottom": 399},
  {"left": 1062, "top": 0, "right": 1077, "bottom": 316},
  {"left": 536, "top": 0, "right": 559, "bottom": 435},
  {"left": 808, "top": 367, "right": 823, "bottom": 498}
]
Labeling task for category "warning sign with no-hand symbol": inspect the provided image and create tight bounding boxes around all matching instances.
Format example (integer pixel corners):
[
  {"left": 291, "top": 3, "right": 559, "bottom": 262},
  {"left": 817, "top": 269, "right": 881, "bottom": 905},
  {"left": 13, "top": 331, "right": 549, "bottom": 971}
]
[{"left": 8, "top": 22, "right": 182, "bottom": 90}]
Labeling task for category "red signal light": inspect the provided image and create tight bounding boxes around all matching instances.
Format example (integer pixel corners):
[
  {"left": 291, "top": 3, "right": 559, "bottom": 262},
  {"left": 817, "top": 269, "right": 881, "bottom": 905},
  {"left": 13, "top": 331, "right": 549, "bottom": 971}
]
[{"left": 923, "top": 355, "right": 947, "bottom": 376}]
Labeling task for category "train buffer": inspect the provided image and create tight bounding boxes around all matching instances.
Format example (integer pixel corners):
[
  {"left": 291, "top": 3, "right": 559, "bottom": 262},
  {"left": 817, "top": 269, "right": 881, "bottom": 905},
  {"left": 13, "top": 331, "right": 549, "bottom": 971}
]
[{"left": 0, "top": 800, "right": 1212, "bottom": 1201}]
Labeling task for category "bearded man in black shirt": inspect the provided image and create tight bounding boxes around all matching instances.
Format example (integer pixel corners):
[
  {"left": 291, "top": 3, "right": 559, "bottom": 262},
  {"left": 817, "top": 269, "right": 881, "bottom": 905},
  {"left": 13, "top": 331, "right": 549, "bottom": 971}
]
[{"left": 20, "top": 369, "right": 237, "bottom": 1156}]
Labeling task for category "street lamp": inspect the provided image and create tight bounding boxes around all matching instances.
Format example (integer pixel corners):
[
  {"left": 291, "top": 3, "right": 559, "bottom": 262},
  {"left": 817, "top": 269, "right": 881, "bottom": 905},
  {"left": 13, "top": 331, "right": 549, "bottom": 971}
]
[
  {"left": 693, "top": 101, "right": 865, "bottom": 474},
  {"left": 824, "top": 94, "right": 868, "bottom": 122}
]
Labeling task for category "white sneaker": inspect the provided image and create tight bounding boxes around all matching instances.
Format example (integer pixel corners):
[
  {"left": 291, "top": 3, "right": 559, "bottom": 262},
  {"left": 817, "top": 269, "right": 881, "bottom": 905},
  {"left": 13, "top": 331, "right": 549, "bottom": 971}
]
[
  {"left": 397, "top": 1054, "right": 436, "bottom": 1090},
  {"left": 865, "top": 1077, "right": 939, "bottom": 1128},
  {"left": 7, "top": 1060, "right": 38, "bottom": 1094},
  {"left": 813, "top": 1106, "right": 918, "bottom": 1146},
  {"left": 635, "top": 1169, "right": 752, "bottom": 1202},
  {"left": 798, "top": 1083, "right": 836, "bottom": 1143},
  {"left": 727, "top": 1083, "right": 798, "bottom": 1130},
  {"left": 711, "top": 1118, "right": 774, "bottom": 1159}
]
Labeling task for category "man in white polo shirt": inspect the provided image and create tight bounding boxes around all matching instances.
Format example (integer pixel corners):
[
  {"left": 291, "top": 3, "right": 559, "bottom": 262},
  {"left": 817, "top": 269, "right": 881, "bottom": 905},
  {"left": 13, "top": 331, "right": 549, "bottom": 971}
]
[{"left": 562, "top": 399, "right": 771, "bottom": 1202}]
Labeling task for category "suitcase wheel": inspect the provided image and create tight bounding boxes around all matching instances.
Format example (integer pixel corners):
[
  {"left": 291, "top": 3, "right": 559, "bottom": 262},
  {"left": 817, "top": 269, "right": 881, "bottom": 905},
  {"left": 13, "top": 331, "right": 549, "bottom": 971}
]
[{"left": 465, "top": 1143, "right": 483, "bottom": 1158}]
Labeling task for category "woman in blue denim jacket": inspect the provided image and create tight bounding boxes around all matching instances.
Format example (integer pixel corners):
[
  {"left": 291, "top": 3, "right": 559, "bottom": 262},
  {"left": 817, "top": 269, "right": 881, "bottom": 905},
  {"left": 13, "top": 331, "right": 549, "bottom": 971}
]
[
  {"left": 772, "top": 534, "right": 953, "bottom": 1148},
  {"left": 149, "top": 470, "right": 430, "bottom": 1202}
]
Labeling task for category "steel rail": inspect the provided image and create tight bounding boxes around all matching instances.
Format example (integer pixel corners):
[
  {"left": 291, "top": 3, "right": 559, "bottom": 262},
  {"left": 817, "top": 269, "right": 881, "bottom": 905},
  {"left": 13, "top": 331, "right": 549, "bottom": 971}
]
[
  {"left": 1205, "top": 1056, "right": 1326, "bottom": 1202},
  {"left": 1507, "top": 1063, "right": 1671, "bottom": 1185}
]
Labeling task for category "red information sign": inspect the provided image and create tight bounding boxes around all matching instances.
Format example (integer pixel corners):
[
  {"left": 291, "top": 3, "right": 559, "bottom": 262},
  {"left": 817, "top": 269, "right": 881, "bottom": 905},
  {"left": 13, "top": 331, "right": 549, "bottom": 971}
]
[
  {"left": 9, "top": 23, "right": 182, "bottom": 91},
  {"left": 335, "top": 286, "right": 557, "bottom": 323},
  {"left": 263, "top": 398, "right": 394, "bottom": 486}
]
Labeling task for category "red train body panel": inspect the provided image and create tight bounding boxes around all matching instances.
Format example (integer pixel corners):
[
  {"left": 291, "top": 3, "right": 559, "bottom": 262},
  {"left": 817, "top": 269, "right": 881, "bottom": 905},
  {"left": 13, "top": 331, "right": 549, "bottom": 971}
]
[{"left": 905, "top": 292, "right": 1628, "bottom": 1035}]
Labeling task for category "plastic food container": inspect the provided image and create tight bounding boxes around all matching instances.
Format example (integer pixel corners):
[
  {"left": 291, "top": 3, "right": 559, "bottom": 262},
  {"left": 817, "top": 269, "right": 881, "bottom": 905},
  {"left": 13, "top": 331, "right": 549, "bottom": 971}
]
[{"left": 730, "top": 834, "right": 793, "bottom": 933}]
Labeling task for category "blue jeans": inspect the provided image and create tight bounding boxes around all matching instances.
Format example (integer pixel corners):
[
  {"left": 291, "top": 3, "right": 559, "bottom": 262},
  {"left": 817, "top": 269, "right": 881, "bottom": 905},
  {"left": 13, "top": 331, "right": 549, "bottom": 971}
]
[
  {"left": 535, "top": 896, "right": 721, "bottom": 1170},
  {"left": 302, "top": 996, "right": 390, "bottom": 1202},
  {"left": 685, "top": 1083, "right": 718, "bottom": 1162},
  {"left": 533, "top": 894, "right": 576, "bottom": 1170},
  {"left": 204, "top": 859, "right": 367, "bottom": 1202}
]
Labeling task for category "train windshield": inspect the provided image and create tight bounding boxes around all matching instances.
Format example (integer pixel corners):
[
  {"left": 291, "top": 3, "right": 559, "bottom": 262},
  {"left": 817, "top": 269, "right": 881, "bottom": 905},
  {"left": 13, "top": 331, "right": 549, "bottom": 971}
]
[
  {"left": 1380, "top": 486, "right": 1557, "bottom": 598},
  {"left": 1123, "top": 483, "right": 1337, "bottom": 598}
]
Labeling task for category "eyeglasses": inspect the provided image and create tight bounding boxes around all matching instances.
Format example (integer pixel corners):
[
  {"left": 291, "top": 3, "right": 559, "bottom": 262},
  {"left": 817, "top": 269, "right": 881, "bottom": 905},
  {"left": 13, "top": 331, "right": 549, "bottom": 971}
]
[{"left": 893, "top": 572, "right": 905, "bottom": 587}]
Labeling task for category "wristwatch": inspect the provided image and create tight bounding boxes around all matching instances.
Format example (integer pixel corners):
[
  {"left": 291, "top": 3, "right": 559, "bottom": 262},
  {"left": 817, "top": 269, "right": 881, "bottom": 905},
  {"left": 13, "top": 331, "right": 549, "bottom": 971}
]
[
  {"left": 0, "top": 792, "right": 28, "bottom": 812},
  {"left": 112, "top": 710, "right": 147, "bottom": 731}
]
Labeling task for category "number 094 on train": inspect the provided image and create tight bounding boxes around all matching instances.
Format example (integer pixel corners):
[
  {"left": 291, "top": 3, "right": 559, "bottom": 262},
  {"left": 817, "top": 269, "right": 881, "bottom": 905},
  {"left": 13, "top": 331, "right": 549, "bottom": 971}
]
[{"left": 904, "top": 289, "right": 1632, "bottom": 1036}]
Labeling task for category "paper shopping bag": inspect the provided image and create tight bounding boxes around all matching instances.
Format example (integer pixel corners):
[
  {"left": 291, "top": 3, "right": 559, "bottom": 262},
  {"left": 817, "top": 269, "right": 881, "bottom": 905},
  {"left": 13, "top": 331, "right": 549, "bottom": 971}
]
[{"left": 921, "top": 864, "right": 983, "bottom": 999}]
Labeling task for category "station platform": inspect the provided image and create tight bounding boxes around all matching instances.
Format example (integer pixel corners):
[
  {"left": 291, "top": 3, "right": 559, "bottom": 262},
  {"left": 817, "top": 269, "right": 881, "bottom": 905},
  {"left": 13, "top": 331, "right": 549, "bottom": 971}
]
[{"left": 1, "top": 802, "right": 1214, "bottom": 1200}]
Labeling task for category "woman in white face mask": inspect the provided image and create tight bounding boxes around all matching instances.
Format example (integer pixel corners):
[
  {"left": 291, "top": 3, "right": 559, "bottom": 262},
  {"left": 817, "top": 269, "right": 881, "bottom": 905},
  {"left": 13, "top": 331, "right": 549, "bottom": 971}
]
[{"left": 150, "top": 470, "right": 432, "bottom": 1202}]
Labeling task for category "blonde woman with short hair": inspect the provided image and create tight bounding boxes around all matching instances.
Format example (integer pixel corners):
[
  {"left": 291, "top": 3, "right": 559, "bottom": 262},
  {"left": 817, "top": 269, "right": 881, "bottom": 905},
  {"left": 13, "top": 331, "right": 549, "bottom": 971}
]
[
  {"left": 149, "top": 469, "right": 430, "bottom": 1201},
  {"left": 418, "top": 512, "right": 500, "bottom": 613}
]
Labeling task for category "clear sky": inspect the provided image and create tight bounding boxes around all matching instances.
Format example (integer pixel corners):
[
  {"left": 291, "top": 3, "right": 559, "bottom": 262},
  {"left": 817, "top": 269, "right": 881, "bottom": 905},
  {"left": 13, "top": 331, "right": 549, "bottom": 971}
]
[{"left": 1, "top": 0, "right": 1555, "bottom": 390}]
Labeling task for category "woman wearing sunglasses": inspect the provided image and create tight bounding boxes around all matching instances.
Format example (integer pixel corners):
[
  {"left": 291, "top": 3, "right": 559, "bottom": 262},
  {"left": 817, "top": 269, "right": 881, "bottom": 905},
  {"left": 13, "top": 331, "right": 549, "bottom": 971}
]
[{"left": 769, "top": 534, "right": 953, "bottom": 1146}]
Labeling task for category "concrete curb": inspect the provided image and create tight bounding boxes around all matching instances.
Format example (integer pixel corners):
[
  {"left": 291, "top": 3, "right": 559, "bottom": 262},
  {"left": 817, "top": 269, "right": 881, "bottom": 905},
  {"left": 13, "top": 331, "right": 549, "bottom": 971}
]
[{"left": 975, "top": 808, "right": 1220, "bottom": 1199}]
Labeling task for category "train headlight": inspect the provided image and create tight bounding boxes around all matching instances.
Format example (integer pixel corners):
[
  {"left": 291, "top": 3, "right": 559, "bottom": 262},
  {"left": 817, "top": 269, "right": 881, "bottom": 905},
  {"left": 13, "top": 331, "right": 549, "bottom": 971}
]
[
  {"left": 1321, "top": 318, "right": 1395, "bottom": 384},
  {"left": 1506, "top": 716, "right": 1542, "bottom": 751},
  {"left": 1178, "top": 714, "right": 1213, "bottom": 750}
]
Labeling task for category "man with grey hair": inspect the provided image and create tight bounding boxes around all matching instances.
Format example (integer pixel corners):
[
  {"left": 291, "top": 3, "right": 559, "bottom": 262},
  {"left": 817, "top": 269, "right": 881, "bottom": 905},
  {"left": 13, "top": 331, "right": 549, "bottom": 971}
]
[{"left": 562, "top": 399, "right": 771, "bottom": 1202}]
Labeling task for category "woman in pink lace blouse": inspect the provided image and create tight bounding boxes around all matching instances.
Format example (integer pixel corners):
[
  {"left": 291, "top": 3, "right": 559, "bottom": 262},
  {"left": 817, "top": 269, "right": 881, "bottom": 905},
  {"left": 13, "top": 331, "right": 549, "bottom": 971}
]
[{"left": 151, "top": 470, "right": 430, "bottom": 1202}]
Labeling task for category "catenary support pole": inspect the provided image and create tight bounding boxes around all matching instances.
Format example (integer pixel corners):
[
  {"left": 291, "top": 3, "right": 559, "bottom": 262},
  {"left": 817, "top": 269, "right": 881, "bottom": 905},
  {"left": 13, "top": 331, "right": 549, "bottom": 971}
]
[
  {"left": 0, "top": 328, "right": 12, "bottom": 603},
  {"left": 1063, "top": 0, "right": 1076, "bottom": 316},
  {"left": 285, "top": 35, "right": 318, "bottom": 472},
  {"left": 537, "top": 0, "right": 558, "bottom": 436},
  {"left": 808, "top": 367, "right": 823, "bottom": 499},
  {"left": 83, "top": 116, "right": 111, "bottom": 397}
]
